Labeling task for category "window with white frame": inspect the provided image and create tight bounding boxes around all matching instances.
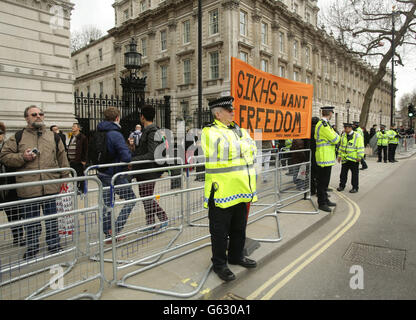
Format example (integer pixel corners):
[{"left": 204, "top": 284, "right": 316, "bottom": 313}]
[
  {"left": 279, "top": 65, "right": 285, "bottom": 78},
  {"left": 98, "top": 48, "right": 103, "bottom": 61},
  {"left": 141, "top": 38, "right": 147, "bottom": 57},
  {"left": 86, "top": 54, "right": 89, "bottom": 66},
  {"left": 261, "top": 22, "right": 268, "bottom": 45},
  {"left": 210, "top": 51, "right": 219, "bottom": 79},
  {"left": 99, "top": 82, "right": 103, "bottom": 96},
  {"left": 279, "top": 32, "right": 285, "bottom": 53},
  {"left": 293, "top": 40, "right": 298, "bottom": 59},
  {"left": 75, "top": 59, "right": 78, "bottom": 70},
  {"left": 261, "top": 59, "right": 268, "bottom": 72},
  {"left": 140, "top": 0, "right": 146, "bottom": 12},
  {"left": 305, "top": 47, "right": 310, "bottom": 65},
  {"left": 209, "top": 9, "right": 219, "bottom": 35},
  {"left": 124, "top": 9, "right": 129, "bottom": 20},
  {"left": 240, "top": 51, "right": 248, "bottom": 63},
  {"left": 240, "top": 11, "right": 248, "bottom": 36},
  {"left": 183, "top": 20, "right": 191, "bottom": 44},
  {"left": 161, "top": 65, "right": 167, "bottom": 88},
  {"left": 293, "top": 71, "right": 299, "bottom": 81},
  {"left": 160, "top": 30, "right": 167, "bottom": 51},
  {"left": 183, "top": 59, "right": 191, "bottom": 84},
  {"left": 306, "top": 12, "right": 311, "bottom": 24},
  {"left": 306, "top": 75, "right": 311, "bottom": 84}
]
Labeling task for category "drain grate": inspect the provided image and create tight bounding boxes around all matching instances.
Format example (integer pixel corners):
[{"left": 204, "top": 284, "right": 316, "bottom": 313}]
[
  {"left": 343, "top": 242, "right": 406, "bottom": 271},
  {"left": 220, "top": 293, "right": 246, "bottom": 300}
]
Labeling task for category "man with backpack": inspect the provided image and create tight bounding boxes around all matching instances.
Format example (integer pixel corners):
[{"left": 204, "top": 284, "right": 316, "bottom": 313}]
[
  {"left": 132, "top": 106, "right": 168, "bottom": 230},
  {"left": 93, "top": 107, "right": 136, "bottom": 242},
  {"left": 0, "top": 106, "right": 69, "bottom": 260}
]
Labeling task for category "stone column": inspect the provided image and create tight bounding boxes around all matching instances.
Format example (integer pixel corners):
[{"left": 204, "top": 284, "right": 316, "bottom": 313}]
[{"left": 0, "top": 0, "right": 75, "bottom": 136}]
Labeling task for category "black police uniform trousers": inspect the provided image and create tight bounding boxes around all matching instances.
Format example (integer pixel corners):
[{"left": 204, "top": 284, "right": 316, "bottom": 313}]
[
  {"left": 316, "top": 165, "right": 332, "bottom": 206},
  {"left": 208, "top": 201, "right": 248, "bottom": 270},
  {"left": 339, "top": 160, "right": 359, "bottom": 190},
  {"left": 388, "top": 144, "right": 397, "bottom": 162},
  {"left": 377, "top": 145, "right": 387, "bottom": 162}
]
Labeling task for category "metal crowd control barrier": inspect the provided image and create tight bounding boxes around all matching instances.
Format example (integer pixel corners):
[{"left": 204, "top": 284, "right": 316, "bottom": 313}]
[
  {"left": 0, "top": 169, "right": 105, "bottom": 300},
  {"left": 275, "top": 149, "right": 319, "bottom": 215},
  {"left": 397, "top": 136, "right": 415, "bottom": 154}
]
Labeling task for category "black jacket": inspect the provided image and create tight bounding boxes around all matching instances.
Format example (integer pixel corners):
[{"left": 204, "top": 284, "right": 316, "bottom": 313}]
[{"left": 132, "top": 123, "right": 164, "bottom": 181}]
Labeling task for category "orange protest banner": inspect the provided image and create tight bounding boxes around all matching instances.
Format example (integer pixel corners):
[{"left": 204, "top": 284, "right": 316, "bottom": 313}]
[{"left": 231, "top": 57, "right": 313, "bottom": 140}]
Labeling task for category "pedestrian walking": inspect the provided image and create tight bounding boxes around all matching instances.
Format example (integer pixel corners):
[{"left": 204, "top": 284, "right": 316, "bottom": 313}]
[
  {"left": 0, "top": 122, "right": 25, "bottom": 247},
  {"left": 336, "top": 123, "right": 365, "bottom": 193},
  {"left": 132, "top": 106, "right": 169, "bottom": 230},
  {"left": 67, "top": 123, "right": 88, "bottom": 191},
  {"left": 353, "top": 121, "right": 368, "bottom": 170},
  {"left": 387, "top": 124, "right": 400, "bottom": 163},
  {"left": 0, "top": 106, "right": 70, "bottom": 260},
  {"left": 95, "top": 107, "right": 136, "bottom": 242},
  {"left": 201, "top": 96, "right": 257, "bottom": 282},
  {"left": 376, "top": 124, "right": 389, "bottom": 163},
  {"left": 314, "top": 106, "right": 340, "bottom": 212}
]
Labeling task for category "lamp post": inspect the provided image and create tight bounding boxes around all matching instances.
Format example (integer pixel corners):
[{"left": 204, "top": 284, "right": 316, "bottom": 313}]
[
  {"left": 346, "top": 99, "right": 351, "bottom": 123},
  {"left": 120, "top": 37, "right": 145, "bottom": 137}
]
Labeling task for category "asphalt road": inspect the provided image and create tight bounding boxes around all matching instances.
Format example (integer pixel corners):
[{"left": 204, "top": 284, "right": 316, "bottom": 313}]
[{"left": 212, "top": 154, "right": 416, "bottom": 300}]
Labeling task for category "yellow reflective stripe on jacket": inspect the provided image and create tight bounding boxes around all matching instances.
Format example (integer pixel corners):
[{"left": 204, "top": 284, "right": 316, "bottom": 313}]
[
  {"left": 376, "top": 131, "right": 389, "bottom": 146},
  {"left": 314, "top": 120, "right": 340, "bottom": 167},
  {"left": 201, "top": 120, "right": 257, "bottom": 209},
  {"left": 339, "top": 132, "right": 364, "bottom": 163}
]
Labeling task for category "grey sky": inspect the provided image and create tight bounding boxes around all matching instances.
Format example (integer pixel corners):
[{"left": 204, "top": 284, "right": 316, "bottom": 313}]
[{"left": 70, "top": 0, "right": 415, "bottom": 108}]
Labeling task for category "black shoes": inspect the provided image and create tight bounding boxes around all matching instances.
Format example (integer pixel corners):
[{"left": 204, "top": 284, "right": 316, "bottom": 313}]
[
  {"left": 377, "top": 160, "right": 381, "bottom": 163},
  {"left": 49, "top": 244, "right": 63, "bottom": 255},
  {"left": 327, "top": 200, "right": 337, "bottom": 207},
  {"left": 360, "top": 167, "right": 368, "bottom": 170},
  {"left": 213, "top": 267, "right": 236, "bottom": 282},
  {"left": 229, "top": 257, "right": 257, "bottom": 269},
  {"left": 23, "top": 248, "right": 39, "bottom": 261},
  {"left": 349, "top": 189, "right": 358, "bottom": 193},
  {"left": 326, "top": 188, "right": 333, "bottom": 192},
  {"left": 336, "top": 187, "right": 344, "bottom": 192},
  {"left": 318, "top": 204, "right": 332, "bottom": 212}
]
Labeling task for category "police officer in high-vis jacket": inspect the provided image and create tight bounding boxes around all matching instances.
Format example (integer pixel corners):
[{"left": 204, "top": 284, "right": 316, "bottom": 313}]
[
  {"left": 314, "top": 106, "right": 340, "bottom": 212},
  {"left": 336, "top": 123, "right": 365, "bottom": 193},
  {"left": 201, "top": 96, "right": 258, "bottom": 282},
  {"left": 353, "top": 121, "right": 368, "bottom": 170},
  {"left": 376, "top": 124, "right": 389, "bottom": 163}
]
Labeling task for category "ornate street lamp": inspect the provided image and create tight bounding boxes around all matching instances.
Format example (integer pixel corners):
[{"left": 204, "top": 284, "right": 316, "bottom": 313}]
[
  {"left": 124, "top": 38, "right": 142, "bottom": 77},
  {"left": 120, "top": 37, "right": 146, "bottom": 137},
  {"left": 346, "top": 99, "right": 351, "bottom": 123}
]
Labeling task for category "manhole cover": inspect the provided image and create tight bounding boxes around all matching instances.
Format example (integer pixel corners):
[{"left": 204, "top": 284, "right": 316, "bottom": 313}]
[
  {"left": 220, "top": 293, "right": 246, "bottom": 300},
  {"left": 343, "top": 242, "right": 406, "bottom": 271}
]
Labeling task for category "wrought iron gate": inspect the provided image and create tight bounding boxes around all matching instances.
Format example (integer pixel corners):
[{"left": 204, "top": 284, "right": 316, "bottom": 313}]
[{"left": 74, "top": 92, "right": 171, "bottom": 139}]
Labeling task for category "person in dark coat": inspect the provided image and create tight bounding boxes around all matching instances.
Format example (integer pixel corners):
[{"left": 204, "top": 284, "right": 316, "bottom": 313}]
[
  {"left": 96, "top": 107, "right": 136, "bottom": 241},
  {"left": 132, "top": 106, "right": 168, "bottom": 230},
  {"left": 50, "top": 125, "right": 67, "bottom": 153},
  {"left": 67, "top": 123, "right": 88, "bottom": 191}
]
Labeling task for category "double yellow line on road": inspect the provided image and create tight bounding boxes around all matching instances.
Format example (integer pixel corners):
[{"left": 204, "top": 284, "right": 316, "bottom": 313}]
[{"left": 247, "top": 191, "right": 361, "bottom": 300}]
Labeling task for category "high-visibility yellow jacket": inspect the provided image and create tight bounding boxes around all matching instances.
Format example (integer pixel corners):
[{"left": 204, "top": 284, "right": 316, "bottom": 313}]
[
  {"left": 387, "top": 129, "right": 399, "bottom": 144},
  {"left": 201, "top": 119, "right": 257, "bottom": 209},
  {"left": 355, "top": 127, "right": 364, "bottom": 138},
  {"left": 285, "top": 139, "right": 293, "bottom": 149},
  {"left": 314, "top": 119, "right": 340, "bottom": 167},
  {"left": 338, "top": 131, "right": 365, "bottom": 163},
  {"left": 376, "top": 130, "right": 389, "bottom": 146}
]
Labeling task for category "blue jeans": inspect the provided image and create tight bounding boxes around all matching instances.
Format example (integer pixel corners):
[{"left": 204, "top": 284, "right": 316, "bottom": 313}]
[
  {"left": 20, "top": 196, "right": 60, "bottom": 254},
  {"left": 98, "top": 173, "right": 136, "bottom": 236}
]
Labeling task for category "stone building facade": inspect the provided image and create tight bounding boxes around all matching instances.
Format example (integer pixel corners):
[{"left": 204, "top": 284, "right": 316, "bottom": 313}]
[
  {"left": 0, "top": 0, "right": 75, "bottom": 137},
  {"left": 72, "top": 0, "right": 393, "bottom": 132}
]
